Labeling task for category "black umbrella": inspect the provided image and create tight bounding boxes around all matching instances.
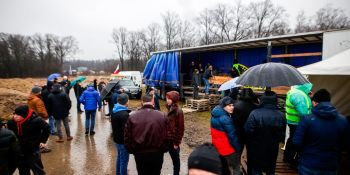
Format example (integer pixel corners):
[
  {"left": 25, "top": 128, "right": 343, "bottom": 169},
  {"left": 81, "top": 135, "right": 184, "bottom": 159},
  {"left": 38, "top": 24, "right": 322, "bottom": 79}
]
[
  {"left": 100, "top": 80, "right": 120, "bottom": 100},
  {"left": 236, "top": 62, "right": 309, "bottom": 87}
]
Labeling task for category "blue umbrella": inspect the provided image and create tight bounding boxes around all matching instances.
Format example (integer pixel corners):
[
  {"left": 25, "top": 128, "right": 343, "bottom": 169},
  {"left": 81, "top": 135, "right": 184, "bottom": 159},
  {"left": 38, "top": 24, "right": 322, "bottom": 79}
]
[
  {"left": 48, "top": 73, "right": 61, "bottom": 81},
  {"left": 218, "top": 77, "right": 241, "bottom": 91},
  {"left": 70, "top": 76, "right": 86, "bottom": 87}
]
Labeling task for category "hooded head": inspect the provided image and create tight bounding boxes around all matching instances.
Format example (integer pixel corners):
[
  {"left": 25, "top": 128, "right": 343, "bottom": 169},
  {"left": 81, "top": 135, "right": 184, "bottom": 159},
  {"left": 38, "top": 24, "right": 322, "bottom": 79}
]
[
  {"left": 294, "top": 83, "right": 313, "bottom": 94},
  {"left": 166, "top": 91, "right": 180, "bottom": 105},
  {"left": 219, "top": 96, "right": 234, "bottom": 114},
  {"left": 261, "top": 90, "right": 278, "bottom": 107},
  {"left": 188, "top": 143, "right": 222, "bottom": 175},
  {"left": 51, "top": 84, "right": 62, "bottom": 93}
]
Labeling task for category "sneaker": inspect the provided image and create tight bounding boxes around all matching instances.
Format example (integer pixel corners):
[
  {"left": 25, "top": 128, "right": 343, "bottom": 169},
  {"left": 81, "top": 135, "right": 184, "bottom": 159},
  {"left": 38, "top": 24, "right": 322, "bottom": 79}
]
[
  {"left": 40, "top": 147, "right": 52, "bottom": 153},
  {"left": 90, "top": 131, "right": 95, "bottom": 135},
  {"left": 67, "top": 136, "right": 73, "bottom": 141},
  {"left": 56, "top": 137, "right": 64, "bottom": 143}
]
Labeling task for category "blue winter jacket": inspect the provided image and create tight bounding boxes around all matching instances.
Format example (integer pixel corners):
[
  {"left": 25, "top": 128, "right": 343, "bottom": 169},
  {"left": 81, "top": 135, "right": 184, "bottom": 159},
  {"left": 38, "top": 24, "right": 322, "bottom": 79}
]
[
  {"left": 293, "top": 102, "right": 350, "bottom": 171},
  {"left": 80, "top": 86, "right": 101, "bottom": 110},
  {"left": 211, "top": 106, "right": 241, "bottom": 154}
]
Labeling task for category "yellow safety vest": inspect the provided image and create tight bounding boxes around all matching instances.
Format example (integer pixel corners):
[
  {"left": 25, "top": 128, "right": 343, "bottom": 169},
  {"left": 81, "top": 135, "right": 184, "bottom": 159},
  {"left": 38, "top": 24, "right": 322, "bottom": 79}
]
[{"left": 285, "top": 88, "right": 311, "bottom": 124}]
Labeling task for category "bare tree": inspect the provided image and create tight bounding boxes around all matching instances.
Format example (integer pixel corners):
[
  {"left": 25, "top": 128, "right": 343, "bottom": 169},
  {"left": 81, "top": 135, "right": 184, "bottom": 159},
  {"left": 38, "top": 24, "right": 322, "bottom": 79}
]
[
  {"left": 177, "top": 20, "right": 196, "bottom": 48},
  {"left": 295, "top": 10, "right": 313, "bottom": 33},
  {"left": 112, "top": 27, "right": 128, "bottom": 70},
  {"left": 31, "top": 34, "right": 48, "bottom": 74},
  {"left": 53, "top": 36, "right": 78, "bottom": 72},
  {"left": 126, "top": 31, "right": 144, "bottom": 70},
  {"left": 212, "top": 3, "right": 234, "bottom": 42},
  {"left": 162, "top": 11, "right": 180, "bottom": 49},
  {"left": 196, "top": 8, "right": 217, "bottom": 45},
  {"left": 141, "top": 23, "right": 162, "bottom": 58},
  {"left": 314, "top": 4, "right": 350, "bottom": 30},
  {"left": 231, "top": 0, "right": 252, "bottom": 41},
  {"left": 248, "top": 0, "right": 289, "bottom": 38}
]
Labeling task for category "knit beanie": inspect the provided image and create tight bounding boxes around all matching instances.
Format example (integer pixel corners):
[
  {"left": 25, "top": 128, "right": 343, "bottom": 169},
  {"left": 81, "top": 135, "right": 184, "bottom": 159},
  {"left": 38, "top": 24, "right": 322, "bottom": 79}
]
[
  {"left": 188, "top": 143, "right": 222, "bottom": 175},
  {"left": 14, "top": 105, "right": 29, "bottom": 118},
  {"left": 312, "top": 89, "right": 331, "bottom": 103},
  {"left": 219, "top": 96, "right": 234, "bottom": 108},
  {"left": 31, "top": 86, "right": 42, "bottom": 94}
]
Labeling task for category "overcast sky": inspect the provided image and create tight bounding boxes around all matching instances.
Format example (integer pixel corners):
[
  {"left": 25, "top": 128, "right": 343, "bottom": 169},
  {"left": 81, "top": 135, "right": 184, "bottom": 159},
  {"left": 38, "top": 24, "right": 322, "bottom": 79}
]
[{"left": 1, "top": 0, "right": 349, "bottom": 60}]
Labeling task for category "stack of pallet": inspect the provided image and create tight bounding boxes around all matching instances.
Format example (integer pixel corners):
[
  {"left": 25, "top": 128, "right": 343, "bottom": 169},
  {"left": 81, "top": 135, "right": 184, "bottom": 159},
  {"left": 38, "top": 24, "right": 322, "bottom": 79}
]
[
  {"left": 208, "top": 94, "right": 221, "bottom": 105},
  {"left": 183, "top": 98, "right": 210, "bottom": 112}
]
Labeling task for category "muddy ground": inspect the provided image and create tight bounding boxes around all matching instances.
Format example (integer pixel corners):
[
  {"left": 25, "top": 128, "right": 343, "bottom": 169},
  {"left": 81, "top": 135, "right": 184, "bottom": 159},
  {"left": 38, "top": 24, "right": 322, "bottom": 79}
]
[{"left": 0, "top": 77, "right": 211, "bottom": 174}]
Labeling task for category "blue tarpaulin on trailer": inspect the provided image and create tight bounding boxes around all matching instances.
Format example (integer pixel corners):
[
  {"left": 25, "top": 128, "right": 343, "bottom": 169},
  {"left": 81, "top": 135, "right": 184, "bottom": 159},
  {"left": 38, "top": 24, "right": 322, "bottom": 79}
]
[{"left": 143, "top": 52, "right": 179, "bottom": 87}]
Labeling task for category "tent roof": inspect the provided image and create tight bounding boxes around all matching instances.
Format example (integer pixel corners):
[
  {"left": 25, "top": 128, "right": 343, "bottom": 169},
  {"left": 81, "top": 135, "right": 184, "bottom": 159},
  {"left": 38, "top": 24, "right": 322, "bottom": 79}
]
[{"left": 298, "top": 49, "right": 350, "bottom": 75}]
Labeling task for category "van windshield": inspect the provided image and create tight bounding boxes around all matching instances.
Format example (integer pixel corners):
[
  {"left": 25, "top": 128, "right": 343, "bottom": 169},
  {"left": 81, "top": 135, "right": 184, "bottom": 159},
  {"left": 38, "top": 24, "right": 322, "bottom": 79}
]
[{"left": 119, "top": 80, "right": 135, "bottom": 86}]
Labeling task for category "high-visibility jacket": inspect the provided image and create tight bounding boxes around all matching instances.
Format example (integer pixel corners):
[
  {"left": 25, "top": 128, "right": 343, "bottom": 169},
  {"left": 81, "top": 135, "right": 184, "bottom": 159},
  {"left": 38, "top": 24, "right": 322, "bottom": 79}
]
[{"left": 285, "top": 88, "right": 312, "bottom": 125}]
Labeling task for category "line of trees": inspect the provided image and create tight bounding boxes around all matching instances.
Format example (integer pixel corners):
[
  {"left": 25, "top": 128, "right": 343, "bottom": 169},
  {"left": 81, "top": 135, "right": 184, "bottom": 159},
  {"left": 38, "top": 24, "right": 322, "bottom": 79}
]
[
  {"left": 0, "top": 33, "right": 78, "bottom": 78},
  {"left": 1, "top": 0, "right": 349, "bottom": 77},
  {"left": 112, "top": 1, "right": 350, "bottom": 71}
]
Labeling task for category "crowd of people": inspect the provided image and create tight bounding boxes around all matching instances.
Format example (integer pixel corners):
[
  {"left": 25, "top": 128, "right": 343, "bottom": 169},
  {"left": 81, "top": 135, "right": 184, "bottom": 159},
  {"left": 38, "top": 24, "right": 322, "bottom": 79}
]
[{"left": 0, "top": 73, "right": 350, "bottom": 175}]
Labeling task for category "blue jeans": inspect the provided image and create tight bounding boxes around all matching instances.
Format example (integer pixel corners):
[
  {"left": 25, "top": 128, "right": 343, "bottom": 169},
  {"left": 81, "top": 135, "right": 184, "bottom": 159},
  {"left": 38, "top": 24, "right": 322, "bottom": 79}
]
[
  {"left": 116, "top": 144, "right": 129, "bottom": 175},
  {"left": 49, "top": 116, "right": 56, "bottom": 134},
  {"left": 299, "top": 164, "right": 337, "bottom": 175},
  {"left": 85, "top": 110, "right": 96, "bottom": 131},
  {"left": 203, "top": 78, "right": 210, "bottom": 94}
]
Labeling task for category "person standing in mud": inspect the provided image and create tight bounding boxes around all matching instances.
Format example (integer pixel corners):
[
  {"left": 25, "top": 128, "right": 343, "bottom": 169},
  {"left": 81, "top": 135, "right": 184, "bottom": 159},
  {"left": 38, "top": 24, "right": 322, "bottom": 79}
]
[
  {"left": 74, "top": 81, "right": 84, "bottom": 113},
  {"left": 7, "top": 105, "right": 50, "bottom": 175},
  {"left": 211, "top": 96, "right": 242, "bottom": 175},
  {"left": 192, "top": 69, "right": 200, "bottom": 99},
  {"left": 124, "top": 95, "right": 168, "bottom": 175},
  {"left": 80, "top": 84, "right": 101, "bottom": 135},
  {"left": 42, "top": 81, "right": 57, "bottom": 135},
  {"left": 111, "top": 93, "right": 130, "bottom": 175},
  {"left": 166, "top": 91, "right": 185, "bottom": 175},
  {"left": 28, "top": 86, "right": 51, "bottom": 153},
  {"left": 60, "top": 76, "right": 71, "bottom": 94},
  {"left": 47, "top": 84, "right": 73, "bottom": 142},
  {"left": 147, "top": 87, "right": 160, "bottom": 111},
  {"left": 244, "top": 91, "right": 286, "bottom": 175}
]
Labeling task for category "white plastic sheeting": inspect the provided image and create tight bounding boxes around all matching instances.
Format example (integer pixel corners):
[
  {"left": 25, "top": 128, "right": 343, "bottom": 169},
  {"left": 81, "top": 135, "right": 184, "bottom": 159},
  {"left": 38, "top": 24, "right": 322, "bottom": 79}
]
[
  {"left": 298, "top": 49, "right": 350, "bottom": 75},
  {"left": 298, "top": 49, "right": 350, "bottom": 117}
]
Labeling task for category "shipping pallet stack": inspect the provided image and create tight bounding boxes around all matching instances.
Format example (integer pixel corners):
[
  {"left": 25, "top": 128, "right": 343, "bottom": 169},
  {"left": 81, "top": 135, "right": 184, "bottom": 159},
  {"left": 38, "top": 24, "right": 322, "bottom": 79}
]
[
  {"left": 198, "top": 94, "right": 221, "bottom": 108},
  {"left": 183, "top": 98, "right": 210, "bottom": 112}
]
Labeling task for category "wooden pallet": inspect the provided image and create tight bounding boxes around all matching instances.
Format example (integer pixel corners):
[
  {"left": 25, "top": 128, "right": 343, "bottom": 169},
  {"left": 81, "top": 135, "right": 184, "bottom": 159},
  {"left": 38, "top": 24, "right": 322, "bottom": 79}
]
[
  {"left": 208, "top": 94, "right": 221, "bottom": 105},
  {"left": 184, "top": 99, "right": 210, "bottom": 111}
]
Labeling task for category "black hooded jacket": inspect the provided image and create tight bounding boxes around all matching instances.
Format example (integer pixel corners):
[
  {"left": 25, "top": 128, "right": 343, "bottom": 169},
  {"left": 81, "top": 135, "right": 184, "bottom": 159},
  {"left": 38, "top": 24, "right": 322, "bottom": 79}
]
[
  {"left": 244, "top": 93, "right": 286, "bottom": 171},
  {"left": 47, "top": 85, "right": 72, "bottom": 119}
]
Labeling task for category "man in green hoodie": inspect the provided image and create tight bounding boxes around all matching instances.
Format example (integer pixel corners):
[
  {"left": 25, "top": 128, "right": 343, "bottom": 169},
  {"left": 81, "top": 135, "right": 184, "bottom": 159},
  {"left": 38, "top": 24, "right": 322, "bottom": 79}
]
[{"left": 283, "top": 83, "right": 313, "bottom": 168}]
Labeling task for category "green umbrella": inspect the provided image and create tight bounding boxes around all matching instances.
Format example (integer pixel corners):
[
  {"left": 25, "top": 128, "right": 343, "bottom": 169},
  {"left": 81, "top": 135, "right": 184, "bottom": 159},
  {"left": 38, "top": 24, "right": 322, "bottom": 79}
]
[{"left": 70, "top": 76, "right": 86, "bottom": 87}]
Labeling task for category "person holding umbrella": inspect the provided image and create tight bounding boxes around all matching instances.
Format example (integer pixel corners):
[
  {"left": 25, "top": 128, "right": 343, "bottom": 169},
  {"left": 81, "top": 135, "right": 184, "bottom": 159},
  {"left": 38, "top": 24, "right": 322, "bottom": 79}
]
[{"left": 72, "top": 76, "right": 86, "bottom": 113}]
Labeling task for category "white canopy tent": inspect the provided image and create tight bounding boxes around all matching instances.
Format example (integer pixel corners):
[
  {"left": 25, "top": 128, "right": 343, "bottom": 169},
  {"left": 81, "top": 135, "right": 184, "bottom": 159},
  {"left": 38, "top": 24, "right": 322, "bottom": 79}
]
[{"left": 298, "top": 49, "right": 350, "bottom": 117}]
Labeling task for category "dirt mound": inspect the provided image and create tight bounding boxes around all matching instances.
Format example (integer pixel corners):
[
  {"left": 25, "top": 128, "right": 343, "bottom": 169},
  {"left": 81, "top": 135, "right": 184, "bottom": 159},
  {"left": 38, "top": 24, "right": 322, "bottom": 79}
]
[{"left": 0, "top": 78, "right": 46, "bottom": 121}]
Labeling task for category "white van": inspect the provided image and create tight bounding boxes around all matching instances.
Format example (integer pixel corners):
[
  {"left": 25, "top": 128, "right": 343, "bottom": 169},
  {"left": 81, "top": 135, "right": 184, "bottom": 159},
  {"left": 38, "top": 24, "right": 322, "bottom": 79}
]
[{"left": 118, "top": 71, "right": 142, "bottom": 87}]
